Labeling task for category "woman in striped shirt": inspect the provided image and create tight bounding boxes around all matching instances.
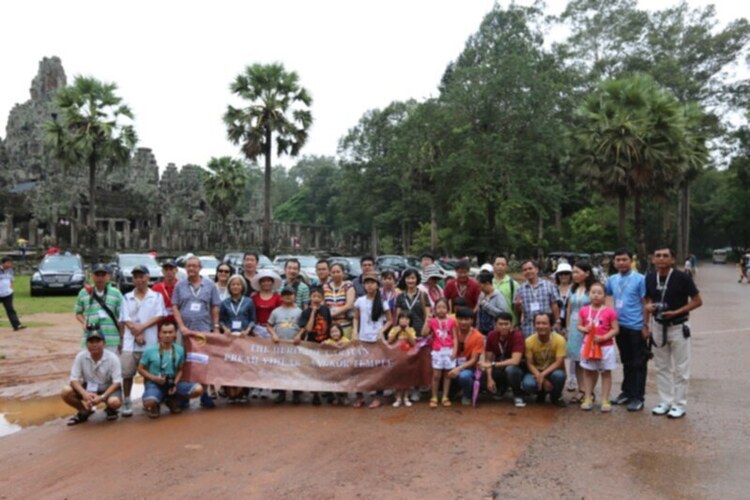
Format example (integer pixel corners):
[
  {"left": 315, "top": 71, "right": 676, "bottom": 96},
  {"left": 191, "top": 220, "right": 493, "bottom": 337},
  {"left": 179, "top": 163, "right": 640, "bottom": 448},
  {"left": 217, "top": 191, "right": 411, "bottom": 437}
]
[{"left": 324, "top": 263, "right": 356, "bottom": 338}]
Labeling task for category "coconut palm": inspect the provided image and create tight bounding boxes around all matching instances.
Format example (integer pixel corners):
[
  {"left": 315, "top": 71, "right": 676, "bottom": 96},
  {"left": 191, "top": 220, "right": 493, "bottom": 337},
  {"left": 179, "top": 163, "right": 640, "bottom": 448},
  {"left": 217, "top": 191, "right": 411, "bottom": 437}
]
[
  {"left": 223, "top": 63, "right": 313, "bottom": 255},
  {"left": 45, "top": 76, "right": 137, "bottom": 249},
  {"left": 203, "top": 156, "right": 249, "bottom": 249}
]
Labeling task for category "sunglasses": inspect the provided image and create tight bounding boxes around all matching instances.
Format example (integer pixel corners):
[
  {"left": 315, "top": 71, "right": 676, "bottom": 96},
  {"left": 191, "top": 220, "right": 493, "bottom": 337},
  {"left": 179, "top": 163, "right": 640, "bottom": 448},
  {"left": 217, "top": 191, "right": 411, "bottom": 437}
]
[{"left": 217, "top": 269, "right": 231, "bottom": 274}]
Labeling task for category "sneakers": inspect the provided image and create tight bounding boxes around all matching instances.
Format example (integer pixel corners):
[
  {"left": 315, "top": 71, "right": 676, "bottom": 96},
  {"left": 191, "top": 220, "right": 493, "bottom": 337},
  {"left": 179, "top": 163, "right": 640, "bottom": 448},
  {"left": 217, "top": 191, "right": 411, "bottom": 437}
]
[
  {"left": 626, "top": 399, "right": 644, "bottom": 412},
  {"left": 165, "top": 398, "right": 183, "bottom": 414},
  {"left": 121, "top": 398, "right": 133, "bottom": 417},
  {"left": 552, "top": 398, "right": 568, "bottom": 408},
  {"left": 200, "top": 393, "right": 216, "bottom": 409},
  {"left": 652, "top": 403, "right": 671, "bottom": 416},
  {"left": 612, "top": 393, "right": 630, "bottom": 405},
  {"left": 392, "top": 399, "right": 402, "bottom": 408},
  {"left": 409, "top": 389, "right": 421, "bottom": 402},
  {"left": 461, "top": 397, "right": 472, "bottom": 406},
  {"left": 14, "top": 324, "right": 27, "bottom": 331},
  {"left": 580, "top": 398, "right": 594, "bottom": 411},
  {"left": 312, "top": 394, "right": 322, "bottom": 406},
  {"left": 292, "top": 392, "right": 302, "bottom": 405},
  {"left": 274, "top": 391, "right": 287, "bottom": 404},
  {"left": 105, "top": 407, "right": 119, "bottom": 421},
  {"left": 667, "top": 406, "right": 686, "bottom": 419},
  {"left": 514, "top": 397, "right": 527, "bottom": 408}
]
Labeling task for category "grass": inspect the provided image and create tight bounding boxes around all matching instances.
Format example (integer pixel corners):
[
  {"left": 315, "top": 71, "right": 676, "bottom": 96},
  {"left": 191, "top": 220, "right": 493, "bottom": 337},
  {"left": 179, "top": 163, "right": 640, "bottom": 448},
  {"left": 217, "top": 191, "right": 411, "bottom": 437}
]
[{"left": 7, "top": 275, "right": 78, "bottom": 316}]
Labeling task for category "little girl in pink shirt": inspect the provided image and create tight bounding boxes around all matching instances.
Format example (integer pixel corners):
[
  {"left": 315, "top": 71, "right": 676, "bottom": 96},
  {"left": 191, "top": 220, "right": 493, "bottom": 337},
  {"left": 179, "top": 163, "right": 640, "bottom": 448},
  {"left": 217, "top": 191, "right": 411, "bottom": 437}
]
[{"left": 422, "top": 298, "right": 457, "bottom": 408}]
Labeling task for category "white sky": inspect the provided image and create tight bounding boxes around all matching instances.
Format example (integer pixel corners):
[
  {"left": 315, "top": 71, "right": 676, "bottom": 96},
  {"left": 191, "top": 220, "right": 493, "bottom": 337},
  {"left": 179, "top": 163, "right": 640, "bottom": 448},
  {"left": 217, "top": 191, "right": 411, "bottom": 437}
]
[{"left": 1, "top": 0, "right": 747, "bottom": 171}]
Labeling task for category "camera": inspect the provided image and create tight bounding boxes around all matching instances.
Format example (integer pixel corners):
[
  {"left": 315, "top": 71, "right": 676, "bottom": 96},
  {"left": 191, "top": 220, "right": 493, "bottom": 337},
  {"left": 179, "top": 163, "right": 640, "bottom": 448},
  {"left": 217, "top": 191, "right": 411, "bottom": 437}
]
[
  {"left": 652, "top": 302, "right": 668, "bottom": 321},
  {"left": 162, "top": 374, "right": 175, "bottom": 391}
]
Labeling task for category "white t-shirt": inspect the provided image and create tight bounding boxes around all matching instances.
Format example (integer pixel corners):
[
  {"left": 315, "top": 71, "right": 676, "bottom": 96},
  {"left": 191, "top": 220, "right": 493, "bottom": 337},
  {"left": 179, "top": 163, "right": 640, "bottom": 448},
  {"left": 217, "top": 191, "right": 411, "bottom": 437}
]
[
  {"left": 354, "top": 295, "right": 390, "bottom": 343},
  {"left": 119, "top": 288, "right": 166, "bottom": 352},
  {"left": 0, "top": 268, "right": 13, "bottom": 298}
]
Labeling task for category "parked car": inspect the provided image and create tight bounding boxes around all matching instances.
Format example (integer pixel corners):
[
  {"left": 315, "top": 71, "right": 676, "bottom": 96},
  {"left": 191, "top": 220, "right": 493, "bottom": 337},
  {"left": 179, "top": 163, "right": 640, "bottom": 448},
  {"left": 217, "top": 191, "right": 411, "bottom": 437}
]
[
  {"left": 375, "top": 255, "right": 411, "bottom": 275},
  {"left": 222, "top": 252, "right": 274, "bottom": 275},
  {"left": 174, "top": 253, "right": 221, "bottom": 282},
  {"left": 111, "top": 253, "right": 163, "bottom": 292},
  {"left": 328, "top": 256, "right": 362, "bottom": 281},
  {"left": 30, "top": 253, "right": 86, "bottom": 296}
]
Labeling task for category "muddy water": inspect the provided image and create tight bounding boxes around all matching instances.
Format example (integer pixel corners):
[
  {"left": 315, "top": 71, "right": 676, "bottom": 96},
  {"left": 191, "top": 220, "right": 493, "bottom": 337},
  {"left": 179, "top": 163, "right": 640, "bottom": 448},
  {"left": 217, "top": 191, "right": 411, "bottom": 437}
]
[{"left": 0, "top": 383, "right": 145, "bottom": 437}]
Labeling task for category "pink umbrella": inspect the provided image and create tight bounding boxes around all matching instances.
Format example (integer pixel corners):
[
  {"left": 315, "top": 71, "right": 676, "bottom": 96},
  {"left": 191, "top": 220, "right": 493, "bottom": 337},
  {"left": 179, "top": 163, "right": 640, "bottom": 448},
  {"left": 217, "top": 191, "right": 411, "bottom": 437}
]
[{"left": 472, "top": 367, "right": 482, "bottom": 408}]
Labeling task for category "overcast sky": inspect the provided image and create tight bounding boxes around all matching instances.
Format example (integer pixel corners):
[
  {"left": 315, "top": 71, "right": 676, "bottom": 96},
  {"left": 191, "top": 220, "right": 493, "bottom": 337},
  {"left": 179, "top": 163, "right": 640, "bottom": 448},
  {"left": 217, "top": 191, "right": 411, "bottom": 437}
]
[{"left": 1, "top": 0, "right": 747, "bottom": 171}]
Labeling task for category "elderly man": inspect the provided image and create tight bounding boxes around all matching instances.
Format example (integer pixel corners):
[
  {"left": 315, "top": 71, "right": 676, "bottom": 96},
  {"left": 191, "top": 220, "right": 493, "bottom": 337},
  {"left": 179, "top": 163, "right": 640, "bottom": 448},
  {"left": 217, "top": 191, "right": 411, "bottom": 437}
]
[
  {"left": 62, "top": 325, "right": 123, "bottom": 425},
  {"left": 644, "top": 246, "right": 702, "bottom": 419},
  {"left": 172, "top": 255, "right": 221, "bottom": 408},
  {"left": 74, "top": 263, "right": 124, "bottom": 352},
  {"left": 119, "top": 265, "right": 165, "bottom": 417},
  {"left": 0, "top": 256, "right": 26, "bottom": 331}
]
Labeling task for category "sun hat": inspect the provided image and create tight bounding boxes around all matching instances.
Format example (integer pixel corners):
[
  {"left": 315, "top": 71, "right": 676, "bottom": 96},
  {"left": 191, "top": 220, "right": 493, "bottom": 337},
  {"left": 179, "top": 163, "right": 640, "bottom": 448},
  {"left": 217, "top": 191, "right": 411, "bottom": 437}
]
[
  {"left": 250, "top": 269, "right": 282, "bottom": 291},
  {"left": 422, "top": 264, "right": 446, "bottom": 280},
  {"left": 553, "top": 262, "right": 573, "bottom": 276},
  {"left": 480, "top": 263, "right": 494, "bottom": 273}
]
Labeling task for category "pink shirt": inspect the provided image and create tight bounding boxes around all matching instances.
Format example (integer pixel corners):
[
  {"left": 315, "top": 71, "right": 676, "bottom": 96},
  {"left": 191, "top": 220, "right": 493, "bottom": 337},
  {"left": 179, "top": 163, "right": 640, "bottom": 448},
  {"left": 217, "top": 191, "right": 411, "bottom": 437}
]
[
  {"left": 578, "top": 305, "right": 618, "bottom": 347},
  {"left": 427, "top": 316, "right": 456, "bottom": 351}
]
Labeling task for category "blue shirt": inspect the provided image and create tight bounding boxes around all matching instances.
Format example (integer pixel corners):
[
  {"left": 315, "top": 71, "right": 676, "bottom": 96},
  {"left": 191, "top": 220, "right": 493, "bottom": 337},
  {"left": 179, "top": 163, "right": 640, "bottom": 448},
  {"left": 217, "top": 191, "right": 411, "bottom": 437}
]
[
  {"left": 605, "top": 271, "right": 646, "bottom": 329},
  {"left": 219, "top": 296, "right": 257, "bottom": 332},
  {"left": 140, "top": 343, "right": 185, "bottom": 377}
]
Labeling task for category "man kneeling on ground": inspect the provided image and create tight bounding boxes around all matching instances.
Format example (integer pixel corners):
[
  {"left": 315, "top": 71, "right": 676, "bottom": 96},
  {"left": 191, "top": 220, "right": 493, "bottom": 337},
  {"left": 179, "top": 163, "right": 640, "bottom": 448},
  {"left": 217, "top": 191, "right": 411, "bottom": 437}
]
[
  {"left": 62, "top": 324, "right": 123, "bottom": 425},
  {"left": 521, "top": 312, "right": 567, "bottom": 407},
  {"left": 137, "top": 320, "right": 203, "bottom": 418},
  {"left": 479, "top": 312, "right": 526, "bottom": 408}
]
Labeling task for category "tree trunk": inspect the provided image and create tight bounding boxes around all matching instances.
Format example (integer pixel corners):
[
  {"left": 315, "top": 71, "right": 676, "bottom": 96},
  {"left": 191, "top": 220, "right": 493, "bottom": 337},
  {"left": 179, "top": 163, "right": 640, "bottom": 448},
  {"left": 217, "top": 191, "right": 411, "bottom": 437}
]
[
  {"left": 430, "top": 205, "right": 438, "bottom": 252},
  {"left": 371, "top": 224, "right": 378, "bottom": 256},
  {"left": 537, "top": 212, "right": 544, "bottom": 260},
  {"left": 634, "top": 194, "right": 647, "bottom": 270},
  {"left": 683, "top": 184, "right": 691, "bottom": 262},
  {"left": 262, "top": 126, "right": 273, "bottom": 257},
  {"left": 401, "top": 220, "right": 408, "bottom": 255},
  {"left": 88, "top": 155, "right": 99, "bottom": 260},
  {"left": 617, "top": 191, "right": 627, "bottom": 246}
]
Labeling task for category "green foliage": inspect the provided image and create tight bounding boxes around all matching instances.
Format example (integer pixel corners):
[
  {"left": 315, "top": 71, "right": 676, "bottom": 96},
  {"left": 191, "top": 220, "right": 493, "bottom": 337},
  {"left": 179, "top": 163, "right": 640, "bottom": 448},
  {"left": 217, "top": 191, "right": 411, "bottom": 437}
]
[{"left": 203, "top": 156, "right": 249, "bottom": 221}]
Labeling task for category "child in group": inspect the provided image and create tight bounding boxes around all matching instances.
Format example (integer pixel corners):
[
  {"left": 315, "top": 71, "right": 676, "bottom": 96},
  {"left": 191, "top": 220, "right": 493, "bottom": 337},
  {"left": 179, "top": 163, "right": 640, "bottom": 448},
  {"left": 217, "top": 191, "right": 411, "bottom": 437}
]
[
  {"left": 380, "top": 270, "right": 400, "bottom": 313},
  {"left": 422, "top": 298, "right": 458, "bottom": 408},
  {"left": 352, "top": 273, "right": 393, "bottom": 409},
  {"left": 291, "top": 286, "right": 331, "bottom": 405},
  {"left": 387, "top": 312, "right": 417, "bottom": 407},
  {"left": 322, "top": 324, "right": 350, "bottom": 405},
  {"left": 577, "top": 282, "right": 619, "bottom": 412},
  {"left": 476, "top": 271, "right": 509, "bottom": 335}
]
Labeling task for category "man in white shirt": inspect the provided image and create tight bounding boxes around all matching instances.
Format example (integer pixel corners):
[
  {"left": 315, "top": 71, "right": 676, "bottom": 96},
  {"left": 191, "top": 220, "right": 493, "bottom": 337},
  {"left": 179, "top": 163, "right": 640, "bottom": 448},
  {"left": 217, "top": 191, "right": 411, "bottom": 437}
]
[
  {"left": 0, "top": 257, "right": 26, "bottom": 331},
  {"left": 119, "top": 265, "right": 165, "bottom": 416}
]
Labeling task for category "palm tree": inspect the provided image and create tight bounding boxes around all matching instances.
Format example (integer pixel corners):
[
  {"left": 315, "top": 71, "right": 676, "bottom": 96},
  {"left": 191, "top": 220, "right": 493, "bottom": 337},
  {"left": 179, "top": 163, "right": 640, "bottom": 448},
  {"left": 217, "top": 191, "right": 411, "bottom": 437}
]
[
  {"left": 223, "top": 63, "right": 313, "bottom": 255},
  {"left": 203, "top": 156, "right": 249, "bottom": 250},
  {"left": 573, "top": 75, "right": 701, "bottom": 259},
  {"left": 45, "top": 76, "right": 137, "bottom": 250}
]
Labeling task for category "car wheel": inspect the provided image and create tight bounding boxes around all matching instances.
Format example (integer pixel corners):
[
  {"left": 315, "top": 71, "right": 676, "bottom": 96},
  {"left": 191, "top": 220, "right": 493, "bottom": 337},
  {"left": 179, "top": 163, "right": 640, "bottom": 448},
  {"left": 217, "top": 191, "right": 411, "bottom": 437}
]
[{"left": 30, "top": 288, "right": 40, "bottom": 297}]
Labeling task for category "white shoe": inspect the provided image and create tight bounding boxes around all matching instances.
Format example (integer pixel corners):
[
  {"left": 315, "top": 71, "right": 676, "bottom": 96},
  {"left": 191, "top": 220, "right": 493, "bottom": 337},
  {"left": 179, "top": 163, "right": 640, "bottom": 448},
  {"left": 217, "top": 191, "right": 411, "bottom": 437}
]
[
  {"left": 260, "top": 389, "right": 273, "bottom": 399},
  {"left": 667, "top": 405, "right": 686, "bottom": 419},
  {"left": 392, "top": 399, "right": 402, "bottom": 408},
  {"left": 409, "top": 389, "right": 421, "bottom": 402},
  {"left": 404, "top": 399, "right": 412, "bottom": 408},
  {"left": 514, "top": 397, "right": 527, "bottom": 408},
  {"left": 652, "top": 403, "right": 671, "bottom": 416},
  {"left": 122, "top": 398, "right": 133, "bottom": 417}
]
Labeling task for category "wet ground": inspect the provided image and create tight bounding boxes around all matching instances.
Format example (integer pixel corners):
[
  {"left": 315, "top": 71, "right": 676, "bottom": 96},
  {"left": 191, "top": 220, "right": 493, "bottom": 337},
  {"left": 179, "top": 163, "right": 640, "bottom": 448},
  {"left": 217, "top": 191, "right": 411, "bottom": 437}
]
[{"left": 0, "top": 264, "right": 748, "bottom": 498}]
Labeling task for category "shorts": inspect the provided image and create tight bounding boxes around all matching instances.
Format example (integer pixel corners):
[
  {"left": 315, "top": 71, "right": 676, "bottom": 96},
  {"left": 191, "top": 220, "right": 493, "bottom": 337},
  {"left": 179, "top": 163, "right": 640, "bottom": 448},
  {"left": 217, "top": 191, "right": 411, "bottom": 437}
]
[
  {"left": 580, "top": 344, "right": 617, "bottom": 372},
  {"left": 119, "top": 351, "right": 143, "bottom": 378},
  {"left": 431, "top": 348, "right": 456, "bottom": 370},
  {"left": 143, "top": 381, "right": 199, "bottom": 404}
]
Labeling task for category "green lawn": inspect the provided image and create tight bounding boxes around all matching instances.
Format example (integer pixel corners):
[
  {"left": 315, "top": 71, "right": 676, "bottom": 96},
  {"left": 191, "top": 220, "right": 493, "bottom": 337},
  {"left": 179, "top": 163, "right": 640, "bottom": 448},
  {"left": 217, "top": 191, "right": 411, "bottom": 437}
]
[{"left": 8, "top": 275, "right": 78, "bottom": 316}]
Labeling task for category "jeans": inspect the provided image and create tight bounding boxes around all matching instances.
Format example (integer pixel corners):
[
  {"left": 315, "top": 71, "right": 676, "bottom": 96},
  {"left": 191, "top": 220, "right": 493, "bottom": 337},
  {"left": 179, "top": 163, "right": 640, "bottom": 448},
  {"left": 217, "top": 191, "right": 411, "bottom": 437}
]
[
  {"left": 521, "top": 369, "right": 566, "bottom": 401},
  {"left": 488, "top": 365, "right": 524, "bottom": 397},
  {"left": 143, "top": 381, "right": 198, "bottom": 404},
  {"left": 616, "top": 326, "right": 649, "bottom": 401},
  {"left": 457, "top": 368, "right": 479, "bottom": 400},
  {"left": 0, "top": 293, "right": 21, "bottom": 329}
]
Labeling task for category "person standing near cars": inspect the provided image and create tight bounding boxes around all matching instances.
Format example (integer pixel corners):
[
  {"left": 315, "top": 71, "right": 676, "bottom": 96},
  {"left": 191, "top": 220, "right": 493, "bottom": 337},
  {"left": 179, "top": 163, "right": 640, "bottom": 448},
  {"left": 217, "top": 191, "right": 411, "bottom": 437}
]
[
  {"left": 74, "top": 263, "right": 124, "bottom": 352},
  {"left": 644, "top": 246, "right": 702, "bottom": 419},
  {"left": 153, "top": 259, "right": 179, "bottom": 325},
  {"left": 0, "top": 257, "right": 26, "bottom": 331},
  {"left": 281, "top": 258, "right": 310, "bottom": 309}
]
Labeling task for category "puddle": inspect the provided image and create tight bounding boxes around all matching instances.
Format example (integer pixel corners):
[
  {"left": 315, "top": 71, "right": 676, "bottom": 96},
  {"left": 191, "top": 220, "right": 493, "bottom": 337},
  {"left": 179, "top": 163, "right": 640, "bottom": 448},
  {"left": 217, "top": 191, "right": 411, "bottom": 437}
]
[{"left": 0, "top": 382, "right": 144, "bottom": 438}]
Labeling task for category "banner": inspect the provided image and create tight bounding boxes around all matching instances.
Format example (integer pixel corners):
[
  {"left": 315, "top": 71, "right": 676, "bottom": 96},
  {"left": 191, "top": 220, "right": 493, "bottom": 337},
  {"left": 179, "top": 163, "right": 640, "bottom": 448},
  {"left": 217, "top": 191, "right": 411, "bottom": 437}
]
[{"left": 183, "top": 333, "right": 433, "bottom": 392}]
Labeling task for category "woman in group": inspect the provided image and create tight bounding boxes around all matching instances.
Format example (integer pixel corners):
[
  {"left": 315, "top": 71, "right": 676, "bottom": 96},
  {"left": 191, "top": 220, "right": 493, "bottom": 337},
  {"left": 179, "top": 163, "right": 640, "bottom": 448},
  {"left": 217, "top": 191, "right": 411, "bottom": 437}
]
[
  {"left": 554, "top": 262, "right": 573, "bottom": 331},
  {"left": 420, "top": 264, "right": 446, "bottom": 308},
  {"left": 324, "top": 263, "right": 356, "bottom": 338},
  {"left": 215, "top": 262, "right": 233, "bottom": 301},
  {"left": 219, "top": 275, "right": 256, "bottom": 402},
  {"left": 565, "top": 261, "right": 594, "bottom": 401},
  {"left": 395, "top": 268, "right": 432, "bottom": 402}
]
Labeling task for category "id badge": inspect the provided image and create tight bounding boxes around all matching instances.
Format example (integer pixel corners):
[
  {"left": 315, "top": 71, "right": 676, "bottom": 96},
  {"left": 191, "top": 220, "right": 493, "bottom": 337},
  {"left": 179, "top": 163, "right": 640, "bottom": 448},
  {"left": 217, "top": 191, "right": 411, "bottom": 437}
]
[
  {"left": 232, "top": 320, "right": 242, "bottom": 331},
  {"left": 530, "top": 302, "right": 540, "bottom": 313},
  {"left": 456, "top": 356, "right": 467, "bottom": 365},
  {"left": 615, "top": 300, "right": 624, "bottom": 309},
  {"left": 86, "top": 382, "right": 98, "bottom": 393},
  {"left": 189, "top": 302, "right": 202, "bottom": 312}
]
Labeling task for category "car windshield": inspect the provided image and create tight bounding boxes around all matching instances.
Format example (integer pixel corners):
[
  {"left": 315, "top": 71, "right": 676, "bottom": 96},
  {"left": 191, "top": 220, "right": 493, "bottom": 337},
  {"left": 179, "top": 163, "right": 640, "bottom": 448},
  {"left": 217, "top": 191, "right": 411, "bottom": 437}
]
[
  {"left": 296, "top": 256, "right": 317, "bottom": 267},
  {"left": 40, "top": 256, "right": 80, "bottom": 272},
  {"left": 199, "top": 257, "right": 220, "bottom": 269},
  {"left": 346, "top": 258, "right": 362, "bottom": 273},
  {"left": 119, "top": 255, "right": 158, "bottom": 267}
]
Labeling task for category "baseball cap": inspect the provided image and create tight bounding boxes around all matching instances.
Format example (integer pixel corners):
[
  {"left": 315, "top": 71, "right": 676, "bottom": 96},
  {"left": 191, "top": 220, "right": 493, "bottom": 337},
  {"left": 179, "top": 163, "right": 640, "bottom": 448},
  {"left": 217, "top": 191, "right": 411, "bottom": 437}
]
[
  {"left": 85, "top": 324, "right": 105, "bottom": 341},
  {"left": 131, "top": 265, "right": 150, "bottom": 275},
  {"left": 160, "top": 259, "right": 177, "bottom": 268},
  {"left": 92, "top": 263, "right": 111, "bottom": 274},
  {"left": 362, "top": 272, "right": 380, "bottom": 284}
]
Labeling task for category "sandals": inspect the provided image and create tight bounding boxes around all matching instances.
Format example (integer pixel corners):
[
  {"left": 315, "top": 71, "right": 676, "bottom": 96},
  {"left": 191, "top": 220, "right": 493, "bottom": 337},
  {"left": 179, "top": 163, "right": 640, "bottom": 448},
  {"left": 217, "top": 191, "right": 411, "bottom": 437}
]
[
  {"left": 441, "top": 398, "right": 452, "bottom": 407},
  {"left": 601, "top": 401, "right": 613, "bottom": 413},
  {"left": 368, "top": 399, "right": 382, "bottom": 409},
  {"left": 580, "top": 398, "right": 594, "bottom": 411},
  {"left": 67, "top": 411, "right": 92, "bottom": 426},
  {"left": 352, "top": 398, "right": 365, "bottom": 408},
  {"left": 570, "top": 391, "right": 585, "bottom": 404},
  {"left": 429, "top": 397, "right": 438, "bottom": 408},
  {"left": 146, "top": 406, "right": 160, "bottom": 419}
]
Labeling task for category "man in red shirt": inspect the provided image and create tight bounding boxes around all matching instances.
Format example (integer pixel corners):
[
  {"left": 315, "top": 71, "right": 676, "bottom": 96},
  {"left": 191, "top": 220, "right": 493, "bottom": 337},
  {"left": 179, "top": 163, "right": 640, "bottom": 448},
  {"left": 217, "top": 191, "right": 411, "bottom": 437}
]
[
  {"left": 479, "top": 312, "right": 526, "bottom": 408},
  {"left": 443, "top": 260, "right": 481, "bottom": 311},
  {"left": 152, "top": 259, "right": 178, "bottom": 324},
  {"left": 447, "top": 307, "right": 485, "bottom": 406}
]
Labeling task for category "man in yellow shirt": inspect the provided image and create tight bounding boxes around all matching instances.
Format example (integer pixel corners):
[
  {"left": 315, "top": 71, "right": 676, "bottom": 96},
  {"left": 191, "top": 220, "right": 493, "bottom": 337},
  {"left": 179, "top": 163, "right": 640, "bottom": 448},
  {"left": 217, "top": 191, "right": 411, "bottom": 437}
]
[{"left": 522, "top": 312, "right": 567, "bottom": 407}]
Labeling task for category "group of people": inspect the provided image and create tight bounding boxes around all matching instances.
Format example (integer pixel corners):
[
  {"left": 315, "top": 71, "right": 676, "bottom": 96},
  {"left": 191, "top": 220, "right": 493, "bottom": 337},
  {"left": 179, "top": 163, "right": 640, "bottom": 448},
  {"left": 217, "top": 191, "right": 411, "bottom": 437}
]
[{"left": 61, "top": 246, "right": 702, "bottom": 425}]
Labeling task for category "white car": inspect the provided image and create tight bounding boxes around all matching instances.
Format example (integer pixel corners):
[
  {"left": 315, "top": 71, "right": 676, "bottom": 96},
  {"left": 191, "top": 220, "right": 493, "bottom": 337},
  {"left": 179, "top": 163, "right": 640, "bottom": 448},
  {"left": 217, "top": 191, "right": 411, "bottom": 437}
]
[{"left": 175, "top": 254, "right": 221, "bottom": 282}]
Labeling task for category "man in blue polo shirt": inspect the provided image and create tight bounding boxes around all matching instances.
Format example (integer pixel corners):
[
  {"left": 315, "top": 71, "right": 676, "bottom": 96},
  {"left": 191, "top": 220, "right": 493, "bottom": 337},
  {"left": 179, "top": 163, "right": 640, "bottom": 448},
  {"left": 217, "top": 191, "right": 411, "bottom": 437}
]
[{"left": 605, "top": 248, "right": 647, "bottom": 411}]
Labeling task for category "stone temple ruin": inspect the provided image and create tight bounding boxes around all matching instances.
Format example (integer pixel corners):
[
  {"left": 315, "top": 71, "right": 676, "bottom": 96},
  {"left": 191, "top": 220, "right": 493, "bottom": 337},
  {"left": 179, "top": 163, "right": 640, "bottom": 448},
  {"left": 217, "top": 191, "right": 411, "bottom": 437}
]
[{"left": 0, "top": 57, "right": 337, "bottom": 256}]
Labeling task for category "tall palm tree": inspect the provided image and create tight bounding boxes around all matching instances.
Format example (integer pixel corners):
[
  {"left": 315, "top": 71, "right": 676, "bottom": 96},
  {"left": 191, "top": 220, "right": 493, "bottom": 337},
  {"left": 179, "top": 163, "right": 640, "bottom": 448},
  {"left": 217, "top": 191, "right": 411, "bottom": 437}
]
[
  {"left": 223, "top": 63, "right": 313, "bottom": 255},
  {"left": 203, "top": 156, "right": 249, "bottom": 250},
  {"left": 45, "top": 76, "right": 137, "bottom": 250}
]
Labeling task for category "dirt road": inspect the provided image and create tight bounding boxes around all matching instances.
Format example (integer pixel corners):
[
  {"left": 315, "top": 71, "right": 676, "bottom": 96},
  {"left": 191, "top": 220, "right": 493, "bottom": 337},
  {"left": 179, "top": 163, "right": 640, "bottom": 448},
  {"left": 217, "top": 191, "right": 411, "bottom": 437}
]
[{"left": 0, "top": 264, "right": 748, "bottom": 499}]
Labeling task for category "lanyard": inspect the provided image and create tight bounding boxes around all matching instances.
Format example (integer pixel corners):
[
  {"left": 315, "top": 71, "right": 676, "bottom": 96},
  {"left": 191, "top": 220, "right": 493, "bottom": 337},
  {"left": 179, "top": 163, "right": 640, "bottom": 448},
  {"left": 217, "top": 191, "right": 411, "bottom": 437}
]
[
  {"left": 657, "top": 269, "right": 673, "bottom": 304},
  {"left": 617, "top": 273, "right": 632, "bottom": 297},
  {"left": 496, "top": 336, "right": 507, "bottom": 360},
  {"left": 456, "top": 282, "right": 467, "bottom": 298},
  {"left": 587, "top": 305, "right": 604, "bottom": 331},
  {"left": 230, "top": 297, "right": 245, "bottom": 317},
  {"left": 403, "top": 290, "right": 421, "bottom": 311},
  {"left": 158, "top": 346, "right": 177, "bottom": 375},
  {"left": 190, "top": 282, "right": 202, "bottom": 299}
]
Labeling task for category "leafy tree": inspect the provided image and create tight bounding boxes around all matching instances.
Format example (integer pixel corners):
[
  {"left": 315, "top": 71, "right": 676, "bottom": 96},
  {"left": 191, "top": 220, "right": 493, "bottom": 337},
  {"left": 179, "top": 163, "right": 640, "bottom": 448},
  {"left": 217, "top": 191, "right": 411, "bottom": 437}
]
[
  {"left": 44, "top": 76, "right": 137, "bottom": 249},
  {"left": 224, "top": 63, "right": 313, "bottom": 255},
  {"left": 203, "top": 156, "right": 249, "bottom": 249}
]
